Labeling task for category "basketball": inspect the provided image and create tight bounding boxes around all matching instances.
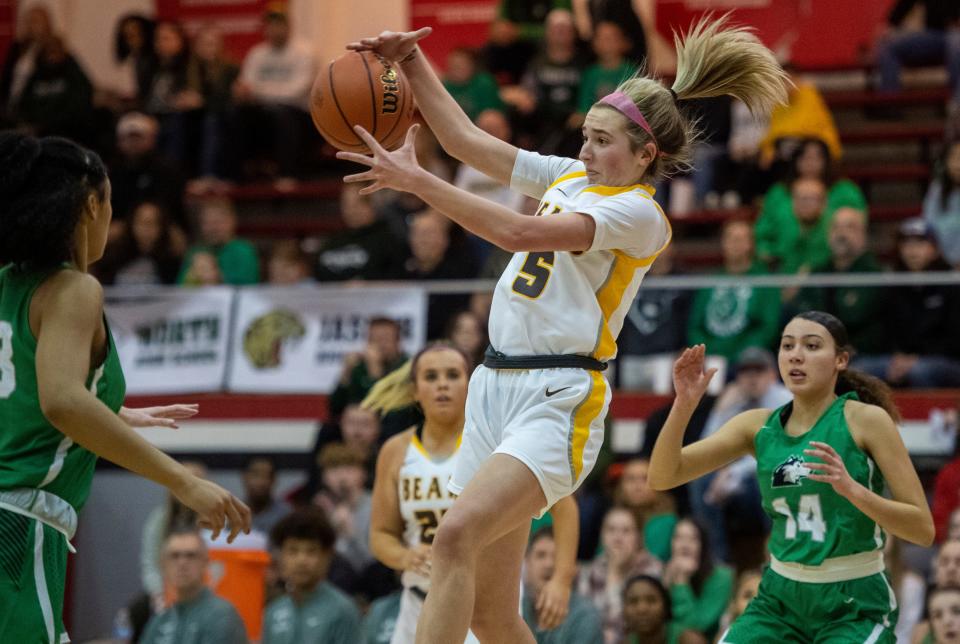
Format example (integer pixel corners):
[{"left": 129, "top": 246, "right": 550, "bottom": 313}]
[{"left": 310, "top": 50, "right": 415, "bottom": 153}]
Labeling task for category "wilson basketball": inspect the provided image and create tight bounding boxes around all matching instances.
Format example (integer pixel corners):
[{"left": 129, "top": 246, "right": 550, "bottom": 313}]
[{"left": 310, "top": 50, "right": 415, "bottom": 153}]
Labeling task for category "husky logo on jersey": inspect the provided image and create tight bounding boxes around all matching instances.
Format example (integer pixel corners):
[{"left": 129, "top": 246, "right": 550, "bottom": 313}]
[{"left": 772, "top": 455, "right": 811, "bottom": 487}]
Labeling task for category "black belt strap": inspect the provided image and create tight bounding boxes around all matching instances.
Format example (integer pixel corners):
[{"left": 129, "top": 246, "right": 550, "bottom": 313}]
[
  {"left": 482, "top": 346, "right": 607, "bottom": 371},
  {"left": 410, "top": 586, "right": 427, "bottom": 601}
]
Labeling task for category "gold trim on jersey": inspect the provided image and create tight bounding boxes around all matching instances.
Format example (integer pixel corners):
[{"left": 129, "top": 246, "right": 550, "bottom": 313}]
[
  {"left": 569, "top": 371, "right": 607, "bottom": 481},
  {"left": 582, "top": 183, "right": 655, "bottom": 197},
  {"left": 546, "top": 171, "right": 587, "bottom": 191},
  {"left": 411, "top": 432, "right": 463, "bottom": 462}
]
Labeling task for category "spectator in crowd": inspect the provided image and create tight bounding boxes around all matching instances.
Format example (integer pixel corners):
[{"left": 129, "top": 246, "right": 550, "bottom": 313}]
[
  {"left": 181, "top": 250, "right": 224, "bottom": 286},
  {"left": 315, "top": 183, "right": 405, "bottom": 282},
  {"left": 313, "top": 444, "right": 374, "bottom": 576},
  {"left": 110, "top": 111, "right": 188, "bottom": 231},
  {"left": 507, "top": 9, "right": 586, "bottom": 155},
  {"left": 579, "top": 506, "right": 663, "bottom": 644},
  {"left": 687, "top": 219, "right": 781, "bottom": 365},
  {"left": 924, "top": 139, "right": 960, "bottom": 267},
  {"left": 933, "top": 413, "right": 960, "bottom": 542},
  {"left": 187, "top": 25, "right": 240, "bottom": 187},
  {"left": 572, "top": 0, "right": 656, "bottom": 67},
  {"left": 522, "top": 527, "right": 604, "bottom": 644},
  {"left": 362, "top": 589, "right": 403, "bottom": 644},
  {"left": 446, "top": 309, "right": 487, "bottom": 371},
  {"left": 140, "top": 529, "right": 248, "bottom": 644},
  {"left": 927, "top": 585, "right": 960, "bottom": 644},
  {"left": 266, "top": 239, "right": 312, "bottom": 285},
  {"left": 101, "top": 13, "right": 155, "bottom": 113},
  {"left": 661, "top": 517, "right": 733, "bottom": 641},
  {"left": 496, "top": 0, "right": 570, "bottom": 42},
  {"left": 143, "top": 20, "right": 199, "bottom": 164},
  {"left": 481, "top": 18, "right": 536, "bottom": 86},
  {"left": 790, "top": 206, "right": 887, "bottom": 357},
  {"left": 243, "top": 456, "right": 292, "bottom": 536},
  {"left": 178, "top": 197, "right": 260, "bottom": 285},
  {"left": 617, "top": 246, "right": 692, "bottom": 391},
  {"left": 886, "top": 536, "right": 927, "bottom": 643},
  {"left": 337, "top": 403, "right": 382, "bottom": 485},
  {"left": 610, "top": 458, "right": 677, "bottom": 562},
  {"left": 402, "top": 208, "right": 477, "bottom": 338},
  {"left": 620, "top": 575, "right": 707, "bottom": 644},
  {"left": 937, "top": 539, "right": 960, "bottom": 587},
  {"left": 874, "top": 0, "right": 960, "bottom": 103},
  {"left": 690, "top": 348, "right": 790, "bottom": 568},
  {"left": 855, "top": 218, "right": 960, "bottom": 387},
  {"left": 263, "top": 509, "right": 362, "bottom": 643},
  {"left": 755, "top": 138, "right": 867, "bottom": 270},
  {"left": 330, "top": 316, "right": 407, "bottom": 416},
  {"left": 678, "top": 96, "right": 733, "bottom": 211},
  {"left": 442, "top": 47, "right": 504, "bottom": 121},
  {"left": 231, "top": 3, "right": 315, "bottom": 187},
  {"left": 14, "top": 35, "right": 94, "bottom": 143},
  {"left": 0, "top": 4, "right": 54, "bottom": 123},
  {"left": 575, "top": 21, "right": 635, "bottom": 127},
  {"left": 141, "top": 460, "right": 207, "bottom": 601},
  {"left": 96, "top": 200, "right": 183, "bottom": 286},
  {"left": 760, "top": 176, "right": 834, "bottom": 273},
  {"left": 717, "top": 569, "right": 762, "bottom": 637},
  {"left": 717, "top": 99, "right": 772, "bottom": 207}
]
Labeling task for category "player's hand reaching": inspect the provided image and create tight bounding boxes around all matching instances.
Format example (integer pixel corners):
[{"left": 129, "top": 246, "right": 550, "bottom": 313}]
[
  {"left": 804, "top": 441, "right": 859, "bottom": 499},
  {"left": 672, "top": 345, "right": 717, "bottom": 406},
  {"left": 173, "top": 474, "right": 252, "bottom": 543},
  {"left": 120, "top": 404, "right": 199, "bottom": 429},
  {"left": 337, "top": 124, "right": 424, "bottom": 196},
  {"left": 536, "top": 576, "right": 571, "bottom": 630},
  {"left": 402, "top": 543, "right": 432, "bottom": 578},
  {"left": 345, "top": 27, "right": 432, "bottom": 63}
]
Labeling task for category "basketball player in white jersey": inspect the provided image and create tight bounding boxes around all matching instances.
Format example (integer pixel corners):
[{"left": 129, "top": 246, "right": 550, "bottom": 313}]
[
  {"left": 343, "top": 15, "right": 788, "bottom": 644},
  {"left": 366, "top": 343, "right": 581, "bottom": 643}
]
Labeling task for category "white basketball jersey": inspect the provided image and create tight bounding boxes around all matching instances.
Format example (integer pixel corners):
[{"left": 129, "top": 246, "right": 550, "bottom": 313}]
[
  {"left": 398, "top": 428, "right": 461, "bottom": 590},
  {"left": 489, "top": 150, "right": 672, "bottom": 361}
]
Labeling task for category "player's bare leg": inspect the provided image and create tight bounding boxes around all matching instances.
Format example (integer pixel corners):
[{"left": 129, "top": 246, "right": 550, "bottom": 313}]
[{"left": 470, "top": 521, "right": 533, "bottom": 643}]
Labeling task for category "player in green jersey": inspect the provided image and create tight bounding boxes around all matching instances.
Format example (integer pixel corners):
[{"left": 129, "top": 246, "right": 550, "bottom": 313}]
[
  {"left": 649, "top": 310, "right": 934, "bottom": 643},
  {"left": 0, "top": 132, "right": 251, "bottom": 643}
]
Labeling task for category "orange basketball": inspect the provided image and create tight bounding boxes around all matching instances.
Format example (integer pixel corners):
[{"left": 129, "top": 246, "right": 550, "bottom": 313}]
[{"left": 310, "top": 50, "right": 415, "bottom": 153}]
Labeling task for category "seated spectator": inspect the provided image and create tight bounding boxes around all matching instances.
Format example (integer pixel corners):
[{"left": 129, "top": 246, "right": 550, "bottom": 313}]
[
  {"left": 789, "top": 207, "right": 887, "bottom": 356},
  {"left": 14, "top": 35, "right": 94, "bottom": 144},
  {"left": 264, "top": 509, "right": 362, "bottom": 643},
  {"left": 315, "top": 183, "right": 405, "bottom": 282},
  {"left": 140, "top": 529, "right": 248, "bottom": 644},
  {"left": 768, "top": 177, "right": 833, "bottom": 273},
  {"left": 110, "top": 111, "right": 188, "bottom": 231},
  {"left": 574, "top": 21, "right": 635, "bottom": 128},
  {"left": 497, "top": 0, "right": 571, "bottom": 42},
  {"left": 677, "top": 96, "right": 733, "bottom": 211},
  {"left": 0, "top": 4, "right": 54, "bottom": 124},
  {"left": 855, "top": 218, "right": 960, "bottom": 387},
  {"left": 143, "top": 20, "right": 200, "bottom": 164},
  {"left": 612, "top": 458, "right": 677, "bottom": 560},
  {"left": 230, "top": 3, "right": 315, "bottom": 187},
  {"left": 572, "top": 0, "right": 652, "bottom": 67},
  {"left": 338, "top": 403, "right": 382, "bottom": 484},
  {"left": 924, "top": 139, "right": 960, "bottom": 267},
  {"left": 362, "top": 589, "right": 402, "bottom": 644},
  {"left": 689, "top": 348, "right": 790, "bottom": 567},
  {"left": 687, "top": 219, "right": 781, "bottom": 365},
  {"left": 243, "top": 456, "right": 291, "bottom": 536},
  {"left": 481, "top": 18, "right": 536, "bottom": 86},
  {"left": 100, "top": 13, "right": 155, "bottom": 113},
  {"left": 756, "top": 138, "right": 866, "bottom": 271},
  {"left": 874, "top": 0, "right": 960, "bottom": 103},
  {"left": 662, "top": 517, "right": 733, "bottom": 641},
  {"left": 717, "top": 569, "right": 762, "bottom": 637},
  {"left": 913, "top": 540, "right": 960, "bottom": 642},
  {"left": 313, "top": 444, "right": 374, "bottom": 576},
  {"left": 446, "top": 309, "right": 487, "bottom": 371},
  {"left": 178, "top": 198, "right": 260, "bottom": 285},
  {"left": 621, "top": 575, "right": 707, "bottom": 644},
  {"left": 329, "top": 316, "right": 407, "bottom": 416},
  {"left": 522, "top": 527, "right": 604, "bottom": 644},
  {"left": 714, "top": 99, "right": 772, "bottom": 207},
  {"left": 96, "top": 200, "right": 183, "bottom": 286},
  {"left": 182, "top": 250, "right": 224, "bottom": 286},
  {"left": 887, "top": 537, "right": 927, "bottom": 643},
  {"left": 267, "top": 239, "right": 312, "bottom": 285},
  {"left": 442, "top": 47, "right": 504, "bottom": 121},
  {"left": 579, "top": 506, "right": 663, "bottom": 644},
  {"left": 928, "top": 585, "right": 960, "bottom": 644}
]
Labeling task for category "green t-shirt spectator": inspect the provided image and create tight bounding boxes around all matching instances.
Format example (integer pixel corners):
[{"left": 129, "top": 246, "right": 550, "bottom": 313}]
[
  {"left": 329, "top": 353, "right": 409, "bottom": 417},
  {"left": 443, "top": 72, "right": 504, "bottom": 121},
  {"left": 755, "top": 179, "right": 866, "bottom": 272},
  {"left": 687, "top": 263, "right": 781, "bottom": 363},
  {"left": 139, "top": 588, "right": 248, "bottom": 644},
  {"left": 178, "top": 240, "right": 260, "bottom": 285},
  {"left": 498, "top": 0, "right": 572, "bottom": 40},
  {"left": 522, "top": 590, "right": 604, "bottom": 644},
  {"left": 670, "top": 565, "right": 734, "bottom": 640},
  {"left": 362, "top": 591, "right": 401, "bottom": 644},
  {"left": 577, "top": 62, "right": 635, "bottom": 113},
  {"left": 625, "top": 623, "right": 688, "bottom": 644},
  {"left": 262, "top": 581, "right": 361, "bottom": 644}
]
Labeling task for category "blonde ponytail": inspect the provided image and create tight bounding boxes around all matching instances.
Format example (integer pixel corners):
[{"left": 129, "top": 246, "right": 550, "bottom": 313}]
[{"left": 361, "top": 359, "right": 414, "bottom": 415}]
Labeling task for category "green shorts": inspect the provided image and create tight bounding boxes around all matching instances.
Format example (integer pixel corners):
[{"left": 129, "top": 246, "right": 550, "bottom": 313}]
[
  {"left": 0, "top": 508, "right": 70, "bottom": 643},
  {"left": 719, "top": 566, "right": 898, "bottom": 644}
]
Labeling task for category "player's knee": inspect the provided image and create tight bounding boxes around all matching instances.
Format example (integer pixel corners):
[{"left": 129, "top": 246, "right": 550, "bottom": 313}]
[
  {"left": 431, "top": 513, "right": 476, "bottom": 562},
  {"left": 471, "top": 610, "right": 525, "bottom": 642}
]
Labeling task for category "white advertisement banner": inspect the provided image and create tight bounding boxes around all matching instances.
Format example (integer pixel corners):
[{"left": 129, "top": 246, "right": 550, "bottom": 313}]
[
  {"left": 228, "top": 286, "right": 427, "bottom": 393},
  {"left": 105, "top": 287, "right": 234, "bottom": 394}
]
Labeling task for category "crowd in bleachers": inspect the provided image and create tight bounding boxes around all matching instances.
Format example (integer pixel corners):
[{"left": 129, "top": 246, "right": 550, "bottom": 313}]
[{"left": 6, "top": 1, "right": 960, "bottom": 642}]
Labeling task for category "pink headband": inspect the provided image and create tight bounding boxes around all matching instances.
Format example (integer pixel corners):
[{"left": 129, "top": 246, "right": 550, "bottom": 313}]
[{"left": 598, "top": 91, "right": 659, "bottom": 150}]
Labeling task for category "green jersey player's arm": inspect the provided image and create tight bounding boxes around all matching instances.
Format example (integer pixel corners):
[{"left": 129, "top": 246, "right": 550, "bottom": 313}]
[
  {"left": 33, "top": 270, "right": 250, "bottom": 541},
  {"left": 844, "top": 401, "right": 935, "bottom": 547}
]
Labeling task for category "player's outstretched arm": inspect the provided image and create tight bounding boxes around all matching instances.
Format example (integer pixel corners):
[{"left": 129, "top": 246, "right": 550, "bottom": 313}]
[
  {"left": 649, "top": 345, "right": 759, "bottom": 490},
  {"left": 347, "top": 28, "right": 519, "bottom": 185},
  {"left": 537, "top": 495, "right": 579, "bottom": 629},
  {"left": 34, "top": 271, "right": 251, "bottom": 542}
]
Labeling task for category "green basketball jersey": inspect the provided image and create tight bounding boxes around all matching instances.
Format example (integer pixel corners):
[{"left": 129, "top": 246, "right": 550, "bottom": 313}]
[
  {"left": 0, "top": 265, "right": 125, "bottom": 512},
  {"left": 755, "top": 392, "right": 885, "bottom": 565}
]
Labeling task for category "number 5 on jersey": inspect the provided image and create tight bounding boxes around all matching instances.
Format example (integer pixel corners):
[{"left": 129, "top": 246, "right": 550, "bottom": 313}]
[{"left": 512, "top": 252, "right": 555, "bottom": 299}]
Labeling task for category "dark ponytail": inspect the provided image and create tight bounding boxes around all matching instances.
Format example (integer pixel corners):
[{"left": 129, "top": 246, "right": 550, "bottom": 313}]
[
  {"left": 0, "top": 132, "right": 108, "bottom": 269},
  {"left": 793, "top": 311, "right": 900, "bottom": 423}
]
